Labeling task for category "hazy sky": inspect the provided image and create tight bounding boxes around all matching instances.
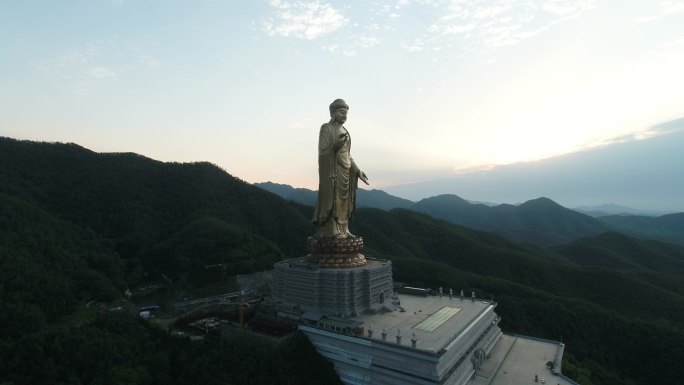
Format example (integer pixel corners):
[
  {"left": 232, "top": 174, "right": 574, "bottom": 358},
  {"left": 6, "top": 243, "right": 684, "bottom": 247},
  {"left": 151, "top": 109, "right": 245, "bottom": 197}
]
[
  {"left": 385, "top": 118, "right": 684, "bottom": 211},
  {"left": 2, "top": 0, "right": 683, "bottom": 192}
]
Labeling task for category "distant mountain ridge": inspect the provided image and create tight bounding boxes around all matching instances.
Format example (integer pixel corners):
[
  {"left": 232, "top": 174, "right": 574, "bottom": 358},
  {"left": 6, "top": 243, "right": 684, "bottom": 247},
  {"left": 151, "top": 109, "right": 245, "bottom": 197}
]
[
  {"left": 259, "top": 182, "right": 683, "bottom": 246},
  {"left": 411, "top": 195, "right": 609, "bottom": 245},
  {"left": 574, "top": 203, "right": 669, "bottom": 217},
  {"left": 254, "top": 182, "right": 318, "bottom": 206},
  {"left": 255, "top": 182, "right": 414, "bottom": 210}
]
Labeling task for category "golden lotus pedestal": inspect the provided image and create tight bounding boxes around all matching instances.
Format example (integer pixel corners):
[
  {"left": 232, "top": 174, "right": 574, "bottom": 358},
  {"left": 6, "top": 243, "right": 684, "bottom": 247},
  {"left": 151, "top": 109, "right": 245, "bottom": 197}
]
[{"left": 305, "top": 236, "right": 367, "bottom": 268}]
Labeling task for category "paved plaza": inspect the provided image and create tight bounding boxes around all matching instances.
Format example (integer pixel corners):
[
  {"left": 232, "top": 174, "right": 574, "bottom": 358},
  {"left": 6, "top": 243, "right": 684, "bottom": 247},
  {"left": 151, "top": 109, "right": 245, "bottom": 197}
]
[
  {"left": 469, "top": 335, "right": 576, "bottom": 385},
  {"left": 353, "top": 293, "right": 493, "bottom": 353}
]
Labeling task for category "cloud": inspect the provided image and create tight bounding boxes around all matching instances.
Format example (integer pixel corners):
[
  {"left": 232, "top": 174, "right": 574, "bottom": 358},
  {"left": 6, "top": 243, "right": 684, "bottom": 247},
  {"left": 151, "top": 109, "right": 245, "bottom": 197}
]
[
  {"left": 408, "top": 0, "right": 597, "bottom": 54},
  {"left": 258, "top": 1, "right": 598, "bottom": 56},
  {"left": 56, "top": 52, "right": 88, "bottom": 67},
  {"left": 433, "top": 23, "right": 475, "bottom": 35},
  {"left": 138, "top": 54, "right": 160, "bottom": 69},
  {"left": 287, "top": 116, "right": 314, "bottom": 129},
  {"left": 582, "top": 116, "right": 684, "bottom": 148},
  {"left": 66, "top": 66, "right": 117, "bottom": 93},
  {"left": 34, "top": 50, "right": 117, "bottom": 93},
  {"left": 650, "top": 115, "right": 684, "bottom": 133},
  {"left": 33, "top": 39, "right": 158, "bottom": 93},
  {"left": 323, "top": 33, "right": 381, "bottom": 56},
  {"left": 637, "top": 1, "right": 684, "bottom": 23},
  {"left": 648, "top": 34, "right": 684, "bottom": 58},
  {"left": 542, "top": 0, "right": 596, "bottom": 17},
  {"left": 402, "top": 38, "right": 425, "bottom": 52},
  {"left": 262, "top": 0, "right": 348, "bottom": 39},
  {"left": 663, "top": 36, "right": 684, "bottom": 47},
  {"left": 474, "top": 4, "right": 510, "bottom": 19},
  {"left": 87, "top": 66, "right": 116, "bottom": 80},
  {"left": 358, "top": 35, "right": 381, "bottom": 48}
]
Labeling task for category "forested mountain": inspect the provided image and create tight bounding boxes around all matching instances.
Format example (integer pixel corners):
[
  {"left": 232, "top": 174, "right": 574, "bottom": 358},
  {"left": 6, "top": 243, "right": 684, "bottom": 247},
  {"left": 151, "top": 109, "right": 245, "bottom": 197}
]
[
  {"left": 254, "top": 182, "right": 318, "bottom": 206},
  {"left": 597, "top": 213, "right": 684, "bottom": 246},
  {"left": 258, "top": 183, "right": 613, "bottom": 246},
  {"left": 555, "top": 231, "right": 684, "bottom": 272},
  {"left": 0, "top": 137, "right": 341, "bottom": 385},
  {"left": 261, "top": 182, "right": 684, "bottom": 247},
  {"left": 378, "top": 194, "right": 612, "bottom": 245},
  {"left": 355, "top": 207, "right": 684, "bottom": 327},
  {"left": 0, "top": 138, "right": 312, "bottom": 261},
  {"left": 2, "top": 136, "right": 684, "bottom": 385},
  {"left": 357, "top": 188, "right": 414, "bottom": 210},
  {"left": 255, "top": 181, "right": 414, "bottom": 210}
]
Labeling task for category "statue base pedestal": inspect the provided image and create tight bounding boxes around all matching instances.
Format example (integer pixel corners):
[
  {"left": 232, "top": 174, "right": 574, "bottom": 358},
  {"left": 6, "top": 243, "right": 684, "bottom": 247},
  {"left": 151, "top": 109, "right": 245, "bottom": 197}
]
[
  {"left": 271, "top": 256, "right": 393, "bottom": 317},
  {"left": 305, "top": 236, "right": 367, "bottom": 268}
]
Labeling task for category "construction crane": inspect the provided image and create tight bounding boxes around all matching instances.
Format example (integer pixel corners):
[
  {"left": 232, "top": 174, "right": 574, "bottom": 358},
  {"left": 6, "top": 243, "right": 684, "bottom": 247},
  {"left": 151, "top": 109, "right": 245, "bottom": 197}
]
[
  {"left": 204, "top": 262, "right": 246, "bottom": 333},
  {"left": 204, "top": 261, "right": 230, "bottom": 298},
  {"left": 239, "top": 291, "right": 245, "bottom": 333}
]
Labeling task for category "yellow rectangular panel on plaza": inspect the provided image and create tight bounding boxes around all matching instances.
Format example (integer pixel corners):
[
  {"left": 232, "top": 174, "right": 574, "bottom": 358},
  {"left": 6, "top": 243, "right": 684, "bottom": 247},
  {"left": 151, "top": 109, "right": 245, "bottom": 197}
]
[{"left": 414, "top": 306, "right": 462, "bottom": 332}]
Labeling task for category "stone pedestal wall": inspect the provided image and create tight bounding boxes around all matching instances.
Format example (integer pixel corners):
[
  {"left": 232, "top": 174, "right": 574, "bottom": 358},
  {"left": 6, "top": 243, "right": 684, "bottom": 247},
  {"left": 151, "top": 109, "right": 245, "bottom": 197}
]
[{"left": 272, "top": 257, "right": 394, "bottom": 317}]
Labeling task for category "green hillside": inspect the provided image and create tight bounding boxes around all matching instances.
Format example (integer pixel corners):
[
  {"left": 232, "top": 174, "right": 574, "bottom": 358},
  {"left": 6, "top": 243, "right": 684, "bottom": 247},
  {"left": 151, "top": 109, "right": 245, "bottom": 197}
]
[
  {"left": 355, "top": 209, "right": 684, "bottom": 324},
  {"left": 598, "top": 213, "right": 684, "bottom": 245},
  {"left": 2, "top": 136, "right": 684, "bottom": 385},
  {"left": 0, "top": 192, "right": 124, "bottom": 332},
  {"left": 555, "top": 231, "right": 684, "bottom": 272},
  {"left": 0, "top": 138, "right": 339, "bottom": 385}
]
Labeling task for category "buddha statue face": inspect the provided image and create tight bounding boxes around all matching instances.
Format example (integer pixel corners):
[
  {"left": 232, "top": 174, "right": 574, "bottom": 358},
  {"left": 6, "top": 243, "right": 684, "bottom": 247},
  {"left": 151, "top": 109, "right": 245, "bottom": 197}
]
[{"left": 332, "top": 107, "right": 348, "bottom": 125}]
